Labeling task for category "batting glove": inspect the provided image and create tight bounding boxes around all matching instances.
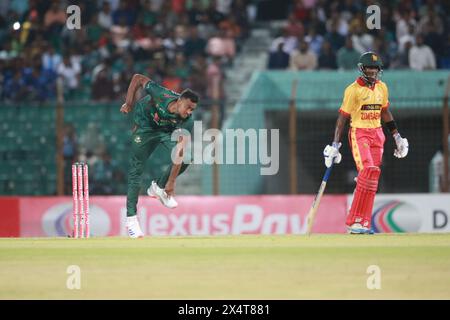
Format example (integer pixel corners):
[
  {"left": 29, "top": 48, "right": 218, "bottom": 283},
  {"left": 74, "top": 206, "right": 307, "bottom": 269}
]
[
  {"left": 323, "top": 142, "right": 342, "bottom": 168},
  {"left": 393, "top": 133, "right": 409, "bottom": 158}
]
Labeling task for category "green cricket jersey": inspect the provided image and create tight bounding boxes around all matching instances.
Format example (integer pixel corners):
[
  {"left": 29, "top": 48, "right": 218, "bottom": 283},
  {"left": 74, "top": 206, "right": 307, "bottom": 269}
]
[{"left": 133, "top": 80, "right": 194, "bottom": 133}]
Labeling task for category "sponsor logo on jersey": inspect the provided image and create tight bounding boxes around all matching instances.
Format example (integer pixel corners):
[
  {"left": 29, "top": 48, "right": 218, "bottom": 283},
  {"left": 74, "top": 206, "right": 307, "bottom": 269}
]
[{"left": 361, "top": 104, "right": 382, "bottom": 111}]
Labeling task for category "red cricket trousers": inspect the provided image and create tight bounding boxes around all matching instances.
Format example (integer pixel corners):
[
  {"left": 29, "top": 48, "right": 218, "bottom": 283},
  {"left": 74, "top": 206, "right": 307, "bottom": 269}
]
[{"left": 348, "top": 127, "right": 385, "bottom": 172}]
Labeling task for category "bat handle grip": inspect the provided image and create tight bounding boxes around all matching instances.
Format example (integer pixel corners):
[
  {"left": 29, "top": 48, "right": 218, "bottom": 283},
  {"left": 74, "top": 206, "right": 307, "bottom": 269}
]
[{"left": 323, "top": 163, "right": 333, "bottom": 182}]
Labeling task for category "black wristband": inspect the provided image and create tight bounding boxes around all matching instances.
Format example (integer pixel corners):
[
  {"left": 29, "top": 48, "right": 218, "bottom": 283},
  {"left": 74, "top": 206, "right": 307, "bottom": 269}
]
[{"left": 385, "top": 120, "right": 397, "bottom": 133}]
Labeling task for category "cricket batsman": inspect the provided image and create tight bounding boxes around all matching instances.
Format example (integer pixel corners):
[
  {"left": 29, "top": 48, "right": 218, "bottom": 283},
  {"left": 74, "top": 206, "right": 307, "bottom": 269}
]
[
  {"left": 324, "top": 52, "right": 409, "bottom": 234},
  {"left": 120, "top": 74, "right": 198, "bottom": 238}
]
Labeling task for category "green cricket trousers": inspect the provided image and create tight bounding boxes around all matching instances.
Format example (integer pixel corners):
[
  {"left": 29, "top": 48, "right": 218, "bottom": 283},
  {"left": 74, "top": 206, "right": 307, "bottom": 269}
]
[{"left": 126, "top": 127, "right": 189, "bottom": 217}]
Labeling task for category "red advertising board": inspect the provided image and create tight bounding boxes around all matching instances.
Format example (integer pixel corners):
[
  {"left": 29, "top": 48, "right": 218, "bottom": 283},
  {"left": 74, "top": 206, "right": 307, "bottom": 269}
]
[
  {"left": 0, "top": 195, "right": 347, "bottom": 237},
  {"left": 0, "top": 197, "right": 20, "bottom": 237}
]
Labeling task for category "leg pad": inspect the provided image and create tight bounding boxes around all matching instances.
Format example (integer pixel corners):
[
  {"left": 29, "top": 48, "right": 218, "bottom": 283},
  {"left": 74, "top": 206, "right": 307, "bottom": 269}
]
[{"left": 346, "top": 166, "right": 381, "bottom": 228}]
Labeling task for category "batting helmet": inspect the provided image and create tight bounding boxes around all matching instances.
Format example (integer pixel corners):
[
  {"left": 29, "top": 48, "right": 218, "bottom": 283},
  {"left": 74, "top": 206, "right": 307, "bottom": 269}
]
[{"left": 357, "top": 52, "right": 383, "bottom": 84}]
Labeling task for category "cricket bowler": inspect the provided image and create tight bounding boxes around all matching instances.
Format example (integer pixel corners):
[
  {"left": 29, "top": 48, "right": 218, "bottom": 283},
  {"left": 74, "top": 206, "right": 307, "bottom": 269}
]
[
  {"left": 324, "top": 52, "right": 409, "bottom": 234},
  {"left": 120, "top": 74, "right": 199, "bottom": 238}
]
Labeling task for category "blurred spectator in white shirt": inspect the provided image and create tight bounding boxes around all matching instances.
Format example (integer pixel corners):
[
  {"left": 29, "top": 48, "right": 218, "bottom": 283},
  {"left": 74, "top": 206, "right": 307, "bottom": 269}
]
[
  {"left": 409, "top": 34, "right": 436, "bottom": 70},
  {"left": 398, "top": 23, "right": 416, "bottom": 53},
  {"left": 270, "top": 28, "right": 299, "bottom": 55},
  {"left": 395, "top": 10, "right": 416, "bottom": 42},
  {"left": 351, "top": 26, "right": 374, "bottom": 54},
  {"left": 57, "top": 54, "right": 81, "bottom": 90},
  {"left": 98, "top": 1, "right": 113, "bottom": 29}
]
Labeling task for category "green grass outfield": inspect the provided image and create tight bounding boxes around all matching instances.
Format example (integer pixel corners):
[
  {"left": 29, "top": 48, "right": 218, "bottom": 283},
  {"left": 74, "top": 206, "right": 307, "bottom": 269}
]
[{"left": 1, "top": 234, "right": 450, "bottom": 299}]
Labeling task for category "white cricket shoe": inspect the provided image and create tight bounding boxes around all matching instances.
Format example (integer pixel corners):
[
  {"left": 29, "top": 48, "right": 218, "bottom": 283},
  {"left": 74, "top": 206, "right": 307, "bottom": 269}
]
[
  {"left": 347, "top": 223, "right": 369, "bottom": 234},
  {"left": 126, "top": 216, "right": 144, "bottom": 238},
  {"left": 147, "top": 181, "right": 178, "bottom": 208}
]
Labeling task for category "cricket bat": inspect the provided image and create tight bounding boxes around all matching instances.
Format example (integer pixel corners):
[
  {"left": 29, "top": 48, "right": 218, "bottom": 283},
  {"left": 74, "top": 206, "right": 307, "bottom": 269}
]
[{"left": 305, "top": 163, "right": 334, "bottom": 235}]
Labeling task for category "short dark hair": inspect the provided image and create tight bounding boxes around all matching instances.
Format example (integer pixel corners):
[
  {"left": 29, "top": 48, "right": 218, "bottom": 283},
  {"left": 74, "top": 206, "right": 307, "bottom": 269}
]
[{"left": 180, "top": 89, "right": 199, "bottom": 103}]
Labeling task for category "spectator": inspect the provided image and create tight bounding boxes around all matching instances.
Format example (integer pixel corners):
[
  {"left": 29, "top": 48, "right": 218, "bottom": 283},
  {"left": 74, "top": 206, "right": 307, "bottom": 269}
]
[
  {"left": 189, "top": 54, "right": 208, "bottom": 97},
  {"left": 44, "top": 1, "right": 66, "bottom": 33},
  {"left": 307, "top": 6, "right": 327, "bottom": 35},
  {"left": 267, "top": 41, "right": 290, "bottom": 69},
  {"left": 324, "top": 21, "right": 345, "bottom": 53},
  {"left": 293, "top": 0, "right": 310, "bottom": 22},
  {"left": 398, "top": 23, "right": 416, "bottom": 54},
  {"left": 112, "top": 0, "right": 136, "bottom": 26},
  {"left": 188, "top": 0, "right": 207, "bottom": 26},
  {"left": 184, "top": 26, "right": 207, "bottom": 58},
  {"left": 207, "top": 0, "right": 226, "bottom": 26},
  {"left": 207, "top": 56, "right": 225, "bottom": 127},
  {"left": 270, "top": 28, "right": 299, "bottom": 55},
  {"left": 110, "top": 16, "right": 130, "bottom": 50},
  {"left": 206, "top": 29, "right": 236, "bottom": 63},
  {"left": 372, "top": 37, "right": 391, "bottom": 69},
  {"left": 230, "top": 0, "right": 250, "bottom": 39},
  {"left": 92, "top": 68, "right": 115, "bottom": 101},
  {"left": 409, "top": 34, "right": 436, "bottom": 70},
  {"left": 326, "top": 10, "right": 348, "bottom": 37},
  {"left": 318, "top": 40, "right": 337, "bottom": 70},
  {"left": 57, "top": 54, "right": 81, "bottom": 93},
  {"left": 140, "top": 0, "right": 157, "bottom": 27},
  {"left": 91, "top": 151, "right": 117, "bottom": 195},
  {"left": 17, "top": 3, "right": 41, "bottom": 47},
  {"left": 423, "top": 24, "right": 444, "bottom": 59},
  {"left": 351, "top": 25, "right": 374, "bottom": 54},
  {"left": 10, "top": 29, "right": 23, "bottom": 57},
  {"left": 289, "top": 40, "right": 317, "bottom": 70},
  {"left": 25, "top": 63, "right": 55, "bottom": 102},
  {"left": 80, "top": 42, "right": 102, "bottom": 74},
  {"left": 305, "top": 27, "right": 324, "bottom": 56},
  {"left": 41, "top": 43, "right": 62, "bottom": 73},
  {"left": 216, "top": 0, "right": 233, "bottom": 16},
  {"left": 391, "top": 40, "right": 413, "bottom": 69},
  {"left": 2, "top": 69, "right": 26, "bottom": 102},
  {"left": 197, "top": 14, "right": 216, "bottom": 40},
  {"left": 63, "top": 123, "right": 78, "bottom": 195},
  {"left": 219, "top": 15, "right": 242, "bottom": 40},
  {"left": 284, "top": 13, "right": 304, "bottom": 38},
  {"left": 78, "top": 122, "right": 105, "bottom": 157},
  {"left": 162, "top": 66, "right": 182, "bottom": 92},
  {"left": 174, "top": 53, "right": 190, "bottom": 81},
  {"left": 417, "top": 9, "right": 444, "bottom": 36},
  {"left": 395, "top": 10, "right": 416, "bottom": 42},
  {"left": 133, "top": 27, "right": 161, "bottom": 59},
  {"left": 98, "top": 1, "right": 113, "bottom": 29},
  {"left": 337, "top": 36, "right": 360, "bottom": 70},
  {"left": 162, "top": 30, "right": 178, "bottom": 61},
  {"left": 86, "top": 14, "right": 103, "bottom": 44}
]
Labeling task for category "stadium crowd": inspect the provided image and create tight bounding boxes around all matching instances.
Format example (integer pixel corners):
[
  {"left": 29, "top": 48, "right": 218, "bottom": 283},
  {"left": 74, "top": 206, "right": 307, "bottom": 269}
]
[
  {"left": 267, "top": 0, "right": 450, "bottom": 71},
  {"left": 0, "top": 0, "right": 251, "bottom": 103}
]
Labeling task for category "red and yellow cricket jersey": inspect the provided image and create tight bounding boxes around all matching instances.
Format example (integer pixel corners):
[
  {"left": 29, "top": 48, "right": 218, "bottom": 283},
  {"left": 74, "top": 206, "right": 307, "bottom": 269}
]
[{"left": 339, "top": 77, "right": 389, "bottom": 128}]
